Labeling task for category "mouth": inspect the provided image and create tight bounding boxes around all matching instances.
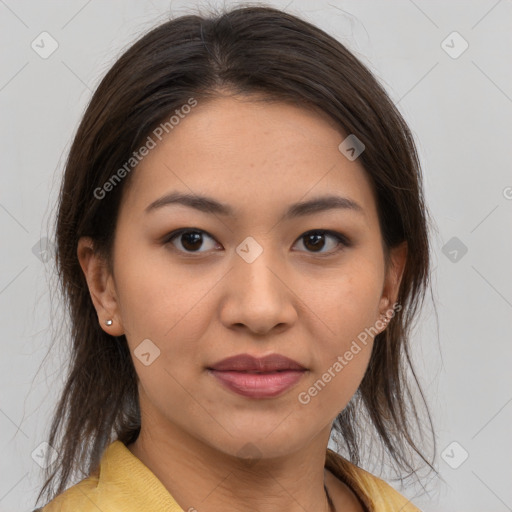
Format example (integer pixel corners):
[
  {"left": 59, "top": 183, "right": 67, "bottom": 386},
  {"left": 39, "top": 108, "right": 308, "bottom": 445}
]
[
  {"left": 207, "top": 353, "right": 307, "bottom": 399},
  {"left": 217, "top": 369, "right": 292, "bottom": 373},
  {"left": 207, "top": 369, "right": 306, "bottom": 399},
  {"left": 208, "top": 352, "right": 306, "bottom": 373}
]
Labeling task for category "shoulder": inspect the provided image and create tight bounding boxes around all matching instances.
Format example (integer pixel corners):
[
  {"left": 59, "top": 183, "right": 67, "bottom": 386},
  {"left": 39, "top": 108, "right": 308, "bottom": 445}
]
[
  {"left": 40, "top": 472, "right": 103, "bottom": 512},
  {"left": 325, "top": 448, "right": 422, "bottom": 512},
  {"left": 352, "top": 468, "right": 421, "bottom": 511},
  {"left": 39, "top": 440, "right": 183, "bottom": 512},
  {"left": 39, "top": 441, "right": 125, "bottom": 511}
]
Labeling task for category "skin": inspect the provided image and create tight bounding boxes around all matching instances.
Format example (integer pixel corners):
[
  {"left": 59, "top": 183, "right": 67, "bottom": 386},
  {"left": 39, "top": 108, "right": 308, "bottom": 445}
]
[{"left": 78, "top": 94, "right": 407, "bottom": 512}]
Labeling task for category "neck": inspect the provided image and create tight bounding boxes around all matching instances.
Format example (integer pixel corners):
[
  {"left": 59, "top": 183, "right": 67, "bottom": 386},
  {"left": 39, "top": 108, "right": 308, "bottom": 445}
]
[
  {"left": 128, "top": 422, "right": 334, "bottom": 512},
  {"left": 325, "top": 482, "right": 335, "bottom": 512}
]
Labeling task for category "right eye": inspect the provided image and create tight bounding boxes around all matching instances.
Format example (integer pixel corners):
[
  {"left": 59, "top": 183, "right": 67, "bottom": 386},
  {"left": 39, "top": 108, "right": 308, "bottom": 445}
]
[{"left": 163, "top": 228, "right": 221, "bottom": 254}]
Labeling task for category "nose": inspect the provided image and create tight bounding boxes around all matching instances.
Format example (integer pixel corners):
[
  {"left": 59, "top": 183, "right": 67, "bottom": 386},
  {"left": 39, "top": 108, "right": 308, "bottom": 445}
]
[{"left": 219, "top": 247, "right": 297, "bottom": 336}]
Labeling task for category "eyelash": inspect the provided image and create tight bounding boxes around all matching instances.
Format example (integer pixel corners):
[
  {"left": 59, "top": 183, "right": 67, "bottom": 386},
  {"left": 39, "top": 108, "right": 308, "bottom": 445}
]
[{"left": 162, "top": 228, "right": 351, "bottom": 257}]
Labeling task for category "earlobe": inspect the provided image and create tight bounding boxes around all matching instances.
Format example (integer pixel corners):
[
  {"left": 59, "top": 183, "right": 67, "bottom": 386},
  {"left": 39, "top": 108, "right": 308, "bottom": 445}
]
[{"left": 77, "top": 236, "right": 124, "bottom": 336}]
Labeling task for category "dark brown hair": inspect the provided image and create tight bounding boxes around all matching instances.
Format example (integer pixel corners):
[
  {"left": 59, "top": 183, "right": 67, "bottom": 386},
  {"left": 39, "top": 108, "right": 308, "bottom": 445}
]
[{"left": 35, "top": 4, "right": 437, "bottom": 508}]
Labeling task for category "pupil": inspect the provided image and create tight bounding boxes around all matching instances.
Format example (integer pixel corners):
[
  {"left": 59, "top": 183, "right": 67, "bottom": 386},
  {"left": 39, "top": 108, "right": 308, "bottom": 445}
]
[
  {"left": 304, "top": 233, "right": 324, "bottom": 252},
  {"left": 182, "top": 231, "right": 202, "bottom": 251}
]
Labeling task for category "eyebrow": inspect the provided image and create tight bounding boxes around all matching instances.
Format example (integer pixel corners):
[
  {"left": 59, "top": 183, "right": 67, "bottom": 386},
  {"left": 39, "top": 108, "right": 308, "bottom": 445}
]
[{"left": 144, "top": 191, "right": 364, "bottom": 221}]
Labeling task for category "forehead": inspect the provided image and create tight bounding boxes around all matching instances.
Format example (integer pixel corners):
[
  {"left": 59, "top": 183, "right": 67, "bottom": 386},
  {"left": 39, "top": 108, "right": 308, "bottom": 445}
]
[{"left": 119, "top": 95, "right": 378, "bottom": 226}]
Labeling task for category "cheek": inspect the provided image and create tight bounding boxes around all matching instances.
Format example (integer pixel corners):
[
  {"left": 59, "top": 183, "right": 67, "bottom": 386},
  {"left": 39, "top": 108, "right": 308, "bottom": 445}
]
[
  {"left": 298, "top": 257, "right": 382, "bottom": 406},
  {"left": 296, "top": 345, "right": 372, "bottom": 423},
  {"left": 114, "top": 250, "right": 221, "bottom": 386},
  {"left": 297, "top": 273, "right": 379, "bottom": 418},
  {"left": 307, "top": 257, "right": 383, "bottom": 343},
  {"left": 114, "top": 245, "right": 198, "bottom": 336}
]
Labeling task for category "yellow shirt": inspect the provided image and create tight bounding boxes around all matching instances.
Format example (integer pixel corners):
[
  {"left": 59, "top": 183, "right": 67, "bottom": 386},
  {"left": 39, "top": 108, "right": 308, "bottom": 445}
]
[{"left": 40, "top": 440, "right": 421, "bottom": 511}]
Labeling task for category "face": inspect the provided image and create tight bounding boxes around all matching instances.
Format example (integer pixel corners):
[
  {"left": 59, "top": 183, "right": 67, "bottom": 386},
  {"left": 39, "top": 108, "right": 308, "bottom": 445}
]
[{"left": 80, "top": 94, "right": 405, "bottom": 460}]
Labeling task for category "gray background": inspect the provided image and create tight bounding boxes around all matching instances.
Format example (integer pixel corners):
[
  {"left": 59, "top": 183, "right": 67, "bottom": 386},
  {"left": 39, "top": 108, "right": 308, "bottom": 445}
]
[{"left": 1, "top": 0, "right": 511, "bottom": 510}]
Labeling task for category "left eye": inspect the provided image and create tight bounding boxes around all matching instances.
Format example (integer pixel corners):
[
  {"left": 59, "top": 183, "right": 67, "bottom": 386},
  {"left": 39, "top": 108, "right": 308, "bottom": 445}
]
[
  {"left": 163, "top": 229, "right": 349, "bottom": 255},
  {"left": 293, "top": 230, "right": 350, "bottom": 254}
]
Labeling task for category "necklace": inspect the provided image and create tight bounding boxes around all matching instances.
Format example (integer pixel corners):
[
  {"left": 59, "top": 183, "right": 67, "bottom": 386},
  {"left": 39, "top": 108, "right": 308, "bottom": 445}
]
[{"left": 324, "top": 483, "right": 335, "bottom": 512}]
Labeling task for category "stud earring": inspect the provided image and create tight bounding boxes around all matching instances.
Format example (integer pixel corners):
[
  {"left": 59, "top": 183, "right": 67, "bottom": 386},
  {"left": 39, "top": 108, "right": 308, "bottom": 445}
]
[{"left": 105, "top": 319, "right": 113, "bottom": 326}]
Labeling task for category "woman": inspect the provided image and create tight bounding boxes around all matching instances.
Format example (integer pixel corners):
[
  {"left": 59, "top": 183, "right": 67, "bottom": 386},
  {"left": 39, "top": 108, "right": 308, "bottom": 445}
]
[{"left": 34, "top": 5, "right": 436, "bottom": 511}]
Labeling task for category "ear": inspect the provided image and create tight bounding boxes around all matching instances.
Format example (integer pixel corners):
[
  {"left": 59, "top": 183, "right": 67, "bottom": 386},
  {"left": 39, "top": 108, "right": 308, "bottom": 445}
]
[
  {"left": 378, "top": 241, "right": 407, "bottom": 319},
  {"left": 77, "top": 236, "right": 124, "bottom": 336}
]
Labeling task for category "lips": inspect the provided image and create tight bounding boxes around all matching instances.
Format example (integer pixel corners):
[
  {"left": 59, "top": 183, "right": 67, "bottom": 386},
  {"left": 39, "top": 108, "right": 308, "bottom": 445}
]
[
  {"left": 208, "top": 353, "right": 306, "bottom": 372},
  {"left": 207, "top": 353, "right": 307, "bottom": 399}
]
